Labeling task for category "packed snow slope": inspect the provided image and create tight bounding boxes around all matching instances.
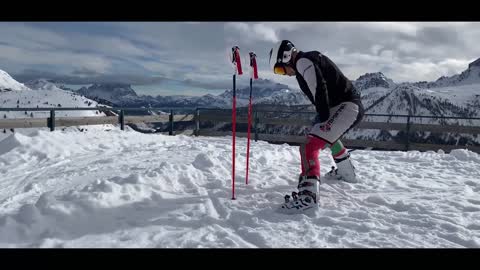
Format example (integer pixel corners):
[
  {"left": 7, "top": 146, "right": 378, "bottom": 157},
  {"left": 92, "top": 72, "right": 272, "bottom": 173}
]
[{"left": 0, "top": 130, "right": 478, "bottom": 248}]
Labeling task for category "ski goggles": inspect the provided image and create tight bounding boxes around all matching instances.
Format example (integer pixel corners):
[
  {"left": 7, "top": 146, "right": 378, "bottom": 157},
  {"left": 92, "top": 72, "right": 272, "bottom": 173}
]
[{"left": 273, "top": 63, "right": 288, "bottom": 75}]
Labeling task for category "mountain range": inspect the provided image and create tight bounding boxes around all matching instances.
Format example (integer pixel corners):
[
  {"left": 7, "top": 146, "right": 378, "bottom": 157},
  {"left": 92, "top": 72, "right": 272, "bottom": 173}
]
[{"left": 2, "top": 57, "right": 479, "bottom": 145}]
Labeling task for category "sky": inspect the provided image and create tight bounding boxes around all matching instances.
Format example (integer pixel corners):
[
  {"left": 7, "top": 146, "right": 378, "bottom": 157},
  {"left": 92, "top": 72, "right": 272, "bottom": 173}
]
[{"left": 1, "top": 22, "right": 480, "bottom": 96}]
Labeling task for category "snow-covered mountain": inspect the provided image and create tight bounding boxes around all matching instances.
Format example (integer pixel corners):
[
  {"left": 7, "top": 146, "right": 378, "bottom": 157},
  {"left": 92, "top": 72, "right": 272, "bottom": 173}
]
[
  {"left": 0, "top": 70, "right": 30, "bottom": 91},
  {"left": 367, "top": 84, "right": 479, "bottom": 118},
  {"left": 216, "top": 79, "right": 309, "bottom": 107},
  {"left": 71, "top": 59, "right": 479, "bottom": 115},
  {"left": 77, "top": 83, "right": 140, "bottom": 105},
  {"left": 430, "top": 58, "right": 480, "bottom": 88},
  {"left": 74, "top": 79, "right": 307, "bottom": 108},
  {"left": 346, "top": 83, "right": 480, "bottom": 144},
  {"left": 0, "top": 70, "right": 113, "bottom": 142},
  {"left": 352, "top": 72, "right": 397, "bottom": 111},
  {"left": 358, "top": 59, "right": 480, "bottom": 117},
  {"left": 354, "top": 72, "right": 396, "bottom": 91},
  {"left": 24, "top": 79, "right": 65, "bottom": 91}
]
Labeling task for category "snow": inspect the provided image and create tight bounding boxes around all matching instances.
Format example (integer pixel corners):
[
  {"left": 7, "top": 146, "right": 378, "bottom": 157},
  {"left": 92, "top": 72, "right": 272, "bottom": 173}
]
[
  {"left": 0, "top": 72, "right": 112, "bottom": 142},
  {"left": 434, "top": 65, "right": 480, "bottom": 87},
  {"left": 0, "top": 129, "right": 478, "bottom": 248},
  {"left": 426, "top": 83, "right": 480, "bottom": 106},
  {"left": 24, "top": 79, "right": 62, "bottom": 91},
  {"left": 0, "top": 69, "right": 30, "bottom": 91}
]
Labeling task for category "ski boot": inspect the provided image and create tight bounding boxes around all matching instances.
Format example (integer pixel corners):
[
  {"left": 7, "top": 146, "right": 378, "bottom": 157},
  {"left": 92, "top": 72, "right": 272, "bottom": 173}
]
[
  {"left": 278, "top": 175, "right": 320, "bottom": 214},
  {"left": 325, "top": 154, "right": 357, "bottom": 183}
]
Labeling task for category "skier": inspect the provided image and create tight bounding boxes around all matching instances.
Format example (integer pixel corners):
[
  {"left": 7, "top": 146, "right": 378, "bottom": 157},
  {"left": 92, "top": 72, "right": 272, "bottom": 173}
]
[{"left": 268, "top": 40, "right": 364, "bottom": 213}]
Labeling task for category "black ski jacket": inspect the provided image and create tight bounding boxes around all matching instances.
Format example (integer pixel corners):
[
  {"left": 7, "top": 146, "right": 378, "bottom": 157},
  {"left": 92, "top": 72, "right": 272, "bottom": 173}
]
[{"left": 293, "top": 51, "right": 361, "bottom": 122}]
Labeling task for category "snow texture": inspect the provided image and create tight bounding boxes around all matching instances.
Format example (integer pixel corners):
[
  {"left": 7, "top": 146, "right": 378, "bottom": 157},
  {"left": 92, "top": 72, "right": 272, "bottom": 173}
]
[{"left": 0, "top": 130, "right": 478, "bottom": 248}]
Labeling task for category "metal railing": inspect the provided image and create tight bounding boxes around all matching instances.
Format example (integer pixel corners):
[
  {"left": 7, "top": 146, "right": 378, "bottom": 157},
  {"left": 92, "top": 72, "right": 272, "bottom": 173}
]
[
  {"left": 1, "top": 107, "right": 479, "bottom": 153},
  {"left": 194, "top": 108, "right": 480, "bottom": 153},
  {"left": 0, "top": 107, "right": 195, "bottom": 135}
]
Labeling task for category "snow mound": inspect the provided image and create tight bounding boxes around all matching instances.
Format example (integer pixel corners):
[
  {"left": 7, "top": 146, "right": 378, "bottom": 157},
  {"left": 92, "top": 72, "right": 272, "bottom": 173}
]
[
  {"left": 0, "top": 133, "right": 24, "bottom": 156},
  {"left": 450, "top": 149, "right": 480, "bottom": 162},
  {"left": 192, "top": 153, "right": 216, "bottom": 170},
  {"left": 0, "top": 130, "right": 90, "bottom": 161}
]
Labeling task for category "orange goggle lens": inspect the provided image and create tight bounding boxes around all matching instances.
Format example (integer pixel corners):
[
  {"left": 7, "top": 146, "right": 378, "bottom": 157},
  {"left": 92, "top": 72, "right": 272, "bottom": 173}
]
[{"left": 273, "top": 64, "right": 287, "bottom": 75}]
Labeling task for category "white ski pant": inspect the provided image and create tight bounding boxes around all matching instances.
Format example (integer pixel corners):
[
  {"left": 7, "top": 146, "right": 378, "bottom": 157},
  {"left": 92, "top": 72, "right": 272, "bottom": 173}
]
[{"left": 309, "top": 101, "right": 362, "bottom": 144}]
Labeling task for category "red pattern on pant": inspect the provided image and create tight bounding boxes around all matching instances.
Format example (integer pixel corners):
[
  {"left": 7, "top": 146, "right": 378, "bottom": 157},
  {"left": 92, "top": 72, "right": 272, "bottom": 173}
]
[{"left": 300, "top": 135, "right": 327, "bottom": 177}]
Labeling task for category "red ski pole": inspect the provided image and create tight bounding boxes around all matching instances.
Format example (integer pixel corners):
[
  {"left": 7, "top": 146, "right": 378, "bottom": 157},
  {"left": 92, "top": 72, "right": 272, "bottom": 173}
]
[
  {"left": 246, "top": 52, "right": 258, "bottom": 185},
  {"left": 231, "top": 46, "right": 242, "bottom": 200}
]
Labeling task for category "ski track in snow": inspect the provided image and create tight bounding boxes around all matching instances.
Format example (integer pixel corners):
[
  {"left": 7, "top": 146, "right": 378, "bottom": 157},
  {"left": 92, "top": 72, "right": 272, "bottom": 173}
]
[{"left": 0, "top": 130, "right": 479, "bottom": 248}]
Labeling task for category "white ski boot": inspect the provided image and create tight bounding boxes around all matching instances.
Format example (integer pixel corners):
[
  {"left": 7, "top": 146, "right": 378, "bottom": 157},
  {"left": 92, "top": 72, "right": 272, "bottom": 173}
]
[
  {"left": 278, "top": 176, "right": 320, "bottom": 214},
  {"left": 325, "top": 154, "right": 358, "bottom": 183}
]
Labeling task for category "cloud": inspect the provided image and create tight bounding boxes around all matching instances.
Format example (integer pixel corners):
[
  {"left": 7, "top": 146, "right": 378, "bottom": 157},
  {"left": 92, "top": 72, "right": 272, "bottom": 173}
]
[
  {"left": 224, "top": 22, "right": 279, "bottom": 43},
  {"left": 0, "top": 23, "right": 69, "bottom": 51},
  {"left": 353, "top": 22, "right": 419, "bottom": 36},
  {"left": 71, "top": 68, "right": 101, "bottom": 77},
  {"left": 13, "top": 69, "right": 165, "bottom": 85},
  {"left": 0, "top": 43, "right": 112, "bottom": 74},
  {"left": 2, "top": 22, "right": 480, "bottom": 95}
]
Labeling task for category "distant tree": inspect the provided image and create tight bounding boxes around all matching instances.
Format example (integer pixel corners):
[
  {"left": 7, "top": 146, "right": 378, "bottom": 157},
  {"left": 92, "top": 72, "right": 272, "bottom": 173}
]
[
  {"left": 17, "top": 100, "right": 19, "bottom": 104},
  {"left": 58, "top": 104, "right": 62, "bottom": 107}
]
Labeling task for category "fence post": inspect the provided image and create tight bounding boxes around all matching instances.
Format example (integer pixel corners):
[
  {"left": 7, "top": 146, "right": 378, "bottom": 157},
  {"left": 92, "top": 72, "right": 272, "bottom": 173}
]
[
  {"left": 119, "top": 110, "right": 125, "bottom": 131},
  {"left": 169, "top": 110, "right": 174, "bottom": 136},
  {"left": 254, "top": 111, "right": 259, "bottom": 142},
  {"left": 405, "top": 114, "right": 411, "bottom": 151},
  {"left": 49, "top": 109, "right": 55, "bottom": 131},
  {"left": 195, "top": 108, "right": 200, "bottom": 136}
]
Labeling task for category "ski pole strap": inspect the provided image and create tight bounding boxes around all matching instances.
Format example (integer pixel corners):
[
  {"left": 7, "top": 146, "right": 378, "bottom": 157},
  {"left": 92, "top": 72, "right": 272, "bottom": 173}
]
[
  {"left": 232, "top": 46, "right": 243, "bottom": 75},
  {"left": 249, "top": 51, "right": 258, "bottom": 79}
]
